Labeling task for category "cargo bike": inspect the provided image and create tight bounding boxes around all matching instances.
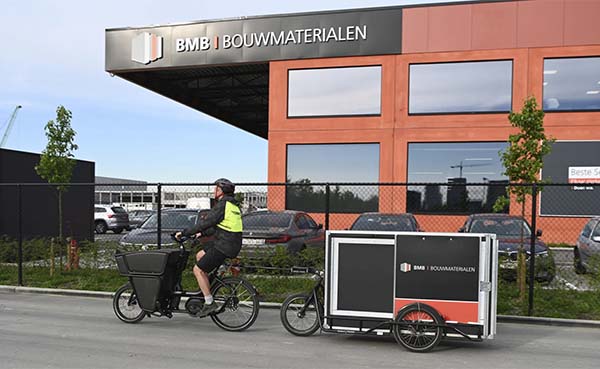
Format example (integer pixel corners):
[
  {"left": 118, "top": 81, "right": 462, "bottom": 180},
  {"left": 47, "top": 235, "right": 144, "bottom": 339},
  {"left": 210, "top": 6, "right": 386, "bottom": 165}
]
[
  {"left": 113, "top": 234, "right": 259, "bottom": 331},
  {"left": 280, "top": 231, "right": 498, "bottom": 352}
]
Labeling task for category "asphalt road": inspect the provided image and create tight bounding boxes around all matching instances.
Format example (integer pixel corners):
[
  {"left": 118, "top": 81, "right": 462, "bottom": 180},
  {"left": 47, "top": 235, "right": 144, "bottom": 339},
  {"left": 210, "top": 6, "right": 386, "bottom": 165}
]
[{"left": 1, "top": 292, "right": 599, "bottom": 369}]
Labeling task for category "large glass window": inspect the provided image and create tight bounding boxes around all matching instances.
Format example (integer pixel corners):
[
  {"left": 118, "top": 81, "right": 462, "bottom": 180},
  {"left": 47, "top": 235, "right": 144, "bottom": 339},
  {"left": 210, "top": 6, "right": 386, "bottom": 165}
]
[
  {"left": 409, "top": 60, "right": 513, "bottom": 114},
  {"left": 407, "top": 142, "right": 508, "bottom": 214},
  {"left": 286, "top": 144, "right": 380, "bottom": 213},
  {"left": 543, "top": 57, "right": 600, "bottom": 111},
  {"left": 287, "top": 66, "right": 382, "bottom": 117}
]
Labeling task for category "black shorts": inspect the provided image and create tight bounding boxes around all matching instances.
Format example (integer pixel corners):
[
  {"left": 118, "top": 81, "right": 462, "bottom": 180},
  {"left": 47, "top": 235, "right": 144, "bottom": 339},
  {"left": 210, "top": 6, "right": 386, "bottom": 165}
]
[{"left": 196, "top": 247, "right": 227, "bottom": 273}]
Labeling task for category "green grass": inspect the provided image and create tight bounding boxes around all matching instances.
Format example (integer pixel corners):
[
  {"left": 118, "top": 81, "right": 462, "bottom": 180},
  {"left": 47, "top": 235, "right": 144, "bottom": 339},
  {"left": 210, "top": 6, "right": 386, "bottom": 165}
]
[{"left": 0, "top": 265, "right": 314, "bottom": 303}]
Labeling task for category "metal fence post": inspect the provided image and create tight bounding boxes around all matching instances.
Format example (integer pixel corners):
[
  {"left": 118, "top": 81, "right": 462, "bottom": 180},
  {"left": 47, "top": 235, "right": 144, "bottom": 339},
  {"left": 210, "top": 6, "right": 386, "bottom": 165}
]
[
  {"left": 528, "top": 183, "right": 537, "bottom": 316},
  {"left": 157, "top": 183, "right": 162, "bottom": 250},
  {"left": 17, "top": 184, "right": 23, "bottom": 286},
  {"left": 325, "top": 184, "right": 330, "bottom": 231}
]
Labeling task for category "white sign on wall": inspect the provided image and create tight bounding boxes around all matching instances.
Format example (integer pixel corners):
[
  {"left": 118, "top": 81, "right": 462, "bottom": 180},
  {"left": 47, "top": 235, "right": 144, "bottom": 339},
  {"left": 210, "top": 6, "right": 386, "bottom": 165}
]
[{"left": 568, "top": 167, "right": 600, "bottom": 183}]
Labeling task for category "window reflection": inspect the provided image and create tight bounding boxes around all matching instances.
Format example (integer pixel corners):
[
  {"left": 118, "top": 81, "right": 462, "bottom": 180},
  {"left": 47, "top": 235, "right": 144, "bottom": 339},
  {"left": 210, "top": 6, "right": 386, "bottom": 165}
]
[
  {"left": 543, "top": 57, "right": 600, "bottom": 111},
  {"left": 286, "top": 144, "right": 380, "bottom": 213},
  {"left": 288, "top": 66, "right": 382, "bottom": 117},
  {"left": 409, "top": 60, "right": 513, "bottom": 114},
  {"left": 407, "top": 142, "right": 508, "bottom": 214}
]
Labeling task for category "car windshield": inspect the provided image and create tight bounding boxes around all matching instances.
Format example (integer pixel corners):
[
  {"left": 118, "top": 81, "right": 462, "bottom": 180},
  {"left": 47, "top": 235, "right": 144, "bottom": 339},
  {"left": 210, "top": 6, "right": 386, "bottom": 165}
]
[
  {"left": 351, "top": 214, "right": 416, "bottom": 231},
  {"left": 469, "top": 218, "right": 531, "bottom": 237},
  {"left": 111, "top": 207, "right": 127, "bottom": 213},
  {"left": 141, "top": 212, "right": 198, "bottom": 229},
  {"left": 243, "top": 212, "right": 292, "bottom": 229}
]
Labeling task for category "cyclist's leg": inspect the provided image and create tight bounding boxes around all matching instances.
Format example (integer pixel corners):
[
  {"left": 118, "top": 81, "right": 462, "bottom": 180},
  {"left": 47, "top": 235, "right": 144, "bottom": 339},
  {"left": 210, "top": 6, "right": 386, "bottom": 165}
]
[{"left": 194, "top": 248, "right": 227, "bottom": 316}]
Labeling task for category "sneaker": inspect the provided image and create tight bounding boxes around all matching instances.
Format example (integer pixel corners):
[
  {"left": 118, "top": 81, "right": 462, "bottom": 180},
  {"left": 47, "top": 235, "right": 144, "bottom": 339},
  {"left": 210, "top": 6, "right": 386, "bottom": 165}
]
[{"left": 196, "top": 302, "right": 218, "bottom": 317}]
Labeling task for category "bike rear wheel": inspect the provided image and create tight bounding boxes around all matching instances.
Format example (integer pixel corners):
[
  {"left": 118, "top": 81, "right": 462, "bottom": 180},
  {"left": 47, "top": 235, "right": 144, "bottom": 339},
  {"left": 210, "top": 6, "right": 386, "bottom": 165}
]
[
  {"left": 280, "top": 293, "right": 321, "bottom": 336},
  {"left": 392, "top": 303, "right": 443, "bottom": 353},
  {"left": 210, "top": 277, "right": 259, "bottom": 332},
  {"left": 113, "top": 283, "right": 145, "bottom": 323}
]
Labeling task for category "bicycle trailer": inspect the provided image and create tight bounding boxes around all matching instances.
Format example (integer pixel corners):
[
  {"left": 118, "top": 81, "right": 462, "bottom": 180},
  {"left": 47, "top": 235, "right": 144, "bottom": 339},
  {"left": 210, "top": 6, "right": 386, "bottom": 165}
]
[{"left": 323, "top": 231, "right": 498, "bottom": 352}]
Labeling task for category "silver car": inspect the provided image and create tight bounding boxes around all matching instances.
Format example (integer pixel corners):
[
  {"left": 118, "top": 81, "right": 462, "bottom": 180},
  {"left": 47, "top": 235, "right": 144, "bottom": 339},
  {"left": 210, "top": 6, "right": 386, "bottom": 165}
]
[{"left": 574, "top": 217, "right": 600, "bottom": 274}]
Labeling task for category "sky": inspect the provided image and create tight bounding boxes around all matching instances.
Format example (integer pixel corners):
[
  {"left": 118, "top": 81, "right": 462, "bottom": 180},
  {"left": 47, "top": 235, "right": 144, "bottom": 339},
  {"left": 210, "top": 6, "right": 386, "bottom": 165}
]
[{"left": 0, "top": 0, "right": 471, "bottom": 183}]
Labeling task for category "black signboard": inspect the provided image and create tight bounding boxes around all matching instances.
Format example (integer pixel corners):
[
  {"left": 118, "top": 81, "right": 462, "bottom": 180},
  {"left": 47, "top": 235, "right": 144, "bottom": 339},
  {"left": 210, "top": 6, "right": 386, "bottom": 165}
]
[
  {"left": 336, "top": 242, "right": 395, "bottom": 313},
  {"left": 541, "top": 141, "right": 600, "bottom": 216},
  {"left": 105, "top": 8, "right": 403, "bottom": 72},
  {"left": 395, "top": 235, "right": 480, "bottom": 302}
]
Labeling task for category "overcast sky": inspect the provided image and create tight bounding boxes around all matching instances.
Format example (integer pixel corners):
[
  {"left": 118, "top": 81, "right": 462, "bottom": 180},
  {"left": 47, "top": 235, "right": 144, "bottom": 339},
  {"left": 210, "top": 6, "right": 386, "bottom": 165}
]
[{"left": 0, "top": 0, "right": 470, "bottom": 183}]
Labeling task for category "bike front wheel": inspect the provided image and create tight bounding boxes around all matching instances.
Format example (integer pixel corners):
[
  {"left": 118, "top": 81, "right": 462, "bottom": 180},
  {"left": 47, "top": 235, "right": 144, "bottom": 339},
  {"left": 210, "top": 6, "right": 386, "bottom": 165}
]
[
  {"left": 280, "top": 293, "right": 321, "bottom": 336},
  {"left": 210, "top": 277, "right": 259, "bottom": 332},
  {"left": 113, "top": 283, "right": 145, "bottom": 324}
]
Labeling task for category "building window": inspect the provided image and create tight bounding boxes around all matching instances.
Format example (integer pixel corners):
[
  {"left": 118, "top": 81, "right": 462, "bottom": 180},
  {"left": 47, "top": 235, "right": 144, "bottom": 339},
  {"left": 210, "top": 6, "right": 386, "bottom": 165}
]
[
  {"left": 286, "top": 143, "right": 380, "bottom": 213},
  {"left": 287, "top": 66, "right": 382, "bottom": 117},
  {"left": 407, "top": 142, "right": 508, "bottom": 214},
  {"left": 409, "top": 60, "right": 513, "bottom": 114},
  {"left": 543, "top": 57, "right": 600, "bottom": 111}
]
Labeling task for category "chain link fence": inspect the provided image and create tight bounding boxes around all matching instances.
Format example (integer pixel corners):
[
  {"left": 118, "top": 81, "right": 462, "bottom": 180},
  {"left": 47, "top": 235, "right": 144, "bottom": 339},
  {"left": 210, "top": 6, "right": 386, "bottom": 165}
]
[{"left": 1, "top": 182, "right": 599, "bottom": 319}]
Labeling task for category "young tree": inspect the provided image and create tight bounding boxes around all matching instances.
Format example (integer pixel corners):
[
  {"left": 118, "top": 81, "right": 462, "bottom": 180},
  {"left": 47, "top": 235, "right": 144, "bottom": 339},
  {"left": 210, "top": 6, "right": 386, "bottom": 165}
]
[
  {"left": 494, "top": 96, "right": 553, "bottom": 301},
  {"left": 35, "top": 106, "right": 78, "bottom": 272}
]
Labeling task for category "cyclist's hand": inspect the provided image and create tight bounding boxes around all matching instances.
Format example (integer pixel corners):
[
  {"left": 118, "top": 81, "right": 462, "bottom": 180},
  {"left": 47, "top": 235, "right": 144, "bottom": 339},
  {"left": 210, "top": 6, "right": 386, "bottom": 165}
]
[
  {"left": 175, "top": 232, "right": 183, "bottom": 240},
  {"left": 194, "top": 232, "right": 202, "bottom": 239}
]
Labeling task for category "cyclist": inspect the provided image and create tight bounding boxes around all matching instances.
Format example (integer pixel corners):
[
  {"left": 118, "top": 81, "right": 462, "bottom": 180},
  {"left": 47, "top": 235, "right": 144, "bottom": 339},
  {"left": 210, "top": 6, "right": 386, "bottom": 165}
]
[{"left": 175, "top": 178, "right": 243, "bottom": 317}]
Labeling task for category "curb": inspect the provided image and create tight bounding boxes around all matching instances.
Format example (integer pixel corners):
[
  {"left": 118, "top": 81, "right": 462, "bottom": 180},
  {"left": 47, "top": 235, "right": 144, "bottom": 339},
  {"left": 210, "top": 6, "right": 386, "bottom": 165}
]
[
  {"left": 2, "top": 285, "right": 598, "bottom": 328},
  {"left": 497, "top": 314, "right": 600, "bottom": 328}
]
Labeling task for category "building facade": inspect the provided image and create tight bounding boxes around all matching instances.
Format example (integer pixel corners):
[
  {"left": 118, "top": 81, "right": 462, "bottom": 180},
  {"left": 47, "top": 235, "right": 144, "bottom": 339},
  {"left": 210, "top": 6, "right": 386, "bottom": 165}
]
[{"left": 105, "top": 0, "right": 600, "bottom": 242}]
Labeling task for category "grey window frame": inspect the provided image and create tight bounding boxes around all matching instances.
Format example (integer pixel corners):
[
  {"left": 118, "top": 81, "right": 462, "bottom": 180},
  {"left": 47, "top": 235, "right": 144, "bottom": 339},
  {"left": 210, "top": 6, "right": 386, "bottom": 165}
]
[
  {"left": 285, "top": 143, "right": 380, "bottom": 214},
  {"left": 542, "top": 56, "right": 600, "bottom": 113},
  {"left": 287, "top": 65, "right": 383, "bottom": 118},
  {"left": 406, "top": 141, "right": 509, "bottom": 215},
  {"left": 408, "top": 59, "right": 514, "bottom": 115}
]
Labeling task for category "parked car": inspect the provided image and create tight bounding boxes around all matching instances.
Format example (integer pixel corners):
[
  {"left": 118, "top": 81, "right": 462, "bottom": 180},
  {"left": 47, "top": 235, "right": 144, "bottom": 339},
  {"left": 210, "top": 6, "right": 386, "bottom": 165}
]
[
  {"left": 120, "top": 209, "right": 212, "bottom": 248},
  {"left": 128, "top": 210, "right": 156, "bottom": 229},
  {"left": 574, "top": 216, "right": 600, "bottom": 274},
  {"left": 241, "top": 210, "right": 324, "bottom": 254},
  {"left": 94, "top": 205, "right": 130, "bottom": 234},
  {"left": 459, "top": 214, "right": 555, "bottom": 283},
  {"left": 349, "top": 213, "right": 422, "bottom": 231}
]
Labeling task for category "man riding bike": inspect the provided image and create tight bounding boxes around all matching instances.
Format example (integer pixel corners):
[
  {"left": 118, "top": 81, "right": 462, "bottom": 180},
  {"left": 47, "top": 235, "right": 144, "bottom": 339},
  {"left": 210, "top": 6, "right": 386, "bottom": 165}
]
[{"left": 175, "top": 178, "right": 243, "bottom": 317}]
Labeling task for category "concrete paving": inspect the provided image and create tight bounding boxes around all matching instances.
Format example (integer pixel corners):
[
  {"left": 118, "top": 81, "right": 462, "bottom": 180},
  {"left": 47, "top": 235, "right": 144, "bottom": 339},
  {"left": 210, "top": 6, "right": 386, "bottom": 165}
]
[{"left": 1, "top": 291, "right": 599, "bottom": 369}]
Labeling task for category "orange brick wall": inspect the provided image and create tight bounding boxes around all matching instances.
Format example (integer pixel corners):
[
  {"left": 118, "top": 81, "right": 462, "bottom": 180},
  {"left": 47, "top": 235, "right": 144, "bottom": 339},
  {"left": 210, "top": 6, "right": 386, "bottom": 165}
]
[{"left": 266, "top": 0, "right": 600, "bottom": 244}]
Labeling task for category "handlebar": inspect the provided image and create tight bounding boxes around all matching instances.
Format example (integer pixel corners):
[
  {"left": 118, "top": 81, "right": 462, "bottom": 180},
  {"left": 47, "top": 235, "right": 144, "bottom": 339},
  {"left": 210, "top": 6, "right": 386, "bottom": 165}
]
[{"left": 170, "top": 232, "right": 194, "bottom": 249}]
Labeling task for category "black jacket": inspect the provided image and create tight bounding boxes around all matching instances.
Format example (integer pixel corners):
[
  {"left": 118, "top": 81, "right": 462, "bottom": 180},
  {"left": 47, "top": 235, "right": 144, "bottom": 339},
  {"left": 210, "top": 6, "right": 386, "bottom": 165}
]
[{"left": 182, "top": 195, "right": 242, "bottom": 258}]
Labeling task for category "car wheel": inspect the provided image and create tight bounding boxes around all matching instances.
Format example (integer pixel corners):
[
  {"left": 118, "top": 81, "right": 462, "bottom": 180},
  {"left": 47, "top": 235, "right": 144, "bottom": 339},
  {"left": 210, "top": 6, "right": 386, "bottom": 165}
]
[
  {"left": 113, "top": 227, "right": 124, "bottom": 234},
  {"left": 95, "top": 221, "right": 107, "bottom": 234}
]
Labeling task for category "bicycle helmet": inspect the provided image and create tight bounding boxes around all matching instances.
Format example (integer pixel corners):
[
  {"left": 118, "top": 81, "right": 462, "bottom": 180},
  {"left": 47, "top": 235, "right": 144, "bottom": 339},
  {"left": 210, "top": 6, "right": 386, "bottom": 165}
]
[{"left": 214, "top": 178, "right": 235, "bottom": 194}]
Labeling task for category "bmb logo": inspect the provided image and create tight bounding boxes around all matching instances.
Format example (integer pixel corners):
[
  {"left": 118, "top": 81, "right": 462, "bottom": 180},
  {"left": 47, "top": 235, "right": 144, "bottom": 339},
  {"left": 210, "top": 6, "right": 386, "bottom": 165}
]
[
  {"left": 400, "top": 262, "right": 411, "bottom": 273},
  {"left": 131, "top": 32, "right": 163, "bottom": 65}
]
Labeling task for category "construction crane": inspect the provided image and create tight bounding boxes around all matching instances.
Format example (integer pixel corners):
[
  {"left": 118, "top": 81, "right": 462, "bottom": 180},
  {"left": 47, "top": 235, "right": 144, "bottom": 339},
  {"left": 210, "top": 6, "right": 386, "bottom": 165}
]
[
  {"left": 450, "top": 160, "right": 490, "bottom": 178},
  {"left": 0, "top": 105, "right": 22, "bottom": 148}
]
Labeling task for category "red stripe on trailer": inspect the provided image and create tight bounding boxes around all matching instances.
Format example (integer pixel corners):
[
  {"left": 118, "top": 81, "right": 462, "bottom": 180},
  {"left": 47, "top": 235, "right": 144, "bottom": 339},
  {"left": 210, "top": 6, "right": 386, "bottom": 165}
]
[{"left": 394, "top": 298, "right": 478, "bottom": 323}]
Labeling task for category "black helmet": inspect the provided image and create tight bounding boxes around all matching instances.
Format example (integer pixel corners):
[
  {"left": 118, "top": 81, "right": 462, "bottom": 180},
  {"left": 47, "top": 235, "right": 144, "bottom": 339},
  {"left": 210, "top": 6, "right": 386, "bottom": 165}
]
[{"left": 214, "top": 178, "right": 235, "bottom": 194}]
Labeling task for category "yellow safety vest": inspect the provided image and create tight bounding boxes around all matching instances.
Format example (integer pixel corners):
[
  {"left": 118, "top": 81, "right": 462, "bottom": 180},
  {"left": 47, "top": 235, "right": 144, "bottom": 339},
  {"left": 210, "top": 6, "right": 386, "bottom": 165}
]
[{"left": 217, "top": 201, "right": 243, "bottom": 233}]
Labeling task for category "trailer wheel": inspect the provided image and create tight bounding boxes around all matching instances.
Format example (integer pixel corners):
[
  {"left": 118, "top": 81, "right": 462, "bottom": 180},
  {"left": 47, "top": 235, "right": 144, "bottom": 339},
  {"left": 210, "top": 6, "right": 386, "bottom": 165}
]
[{"left": 393, "top": 303, "right": 443, "bottom": 353}]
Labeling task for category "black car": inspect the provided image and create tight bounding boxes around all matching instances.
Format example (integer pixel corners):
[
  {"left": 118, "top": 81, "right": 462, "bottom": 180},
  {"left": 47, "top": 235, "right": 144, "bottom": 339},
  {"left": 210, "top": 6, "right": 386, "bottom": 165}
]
[
  {"left": 241, "top": 210, "right": 324, "bottom": 254},
  {"left": 459, "top": 214, "right": 555, "bottom": 283},
  {"left": 350, "top": 213, "right": 422, "bottom": 232},
  {"left": 120, "top": 209, "right": 212, "bottom": 248},
  {"left": 128, "top": 210, "right": 156, "bottom": 229}
]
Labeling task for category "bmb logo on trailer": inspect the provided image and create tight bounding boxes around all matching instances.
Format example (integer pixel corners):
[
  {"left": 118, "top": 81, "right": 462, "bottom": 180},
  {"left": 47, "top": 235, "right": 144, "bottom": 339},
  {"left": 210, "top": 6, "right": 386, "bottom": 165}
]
[{"left": 279, "top": 230, "right": 498, "bottom": 352}]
